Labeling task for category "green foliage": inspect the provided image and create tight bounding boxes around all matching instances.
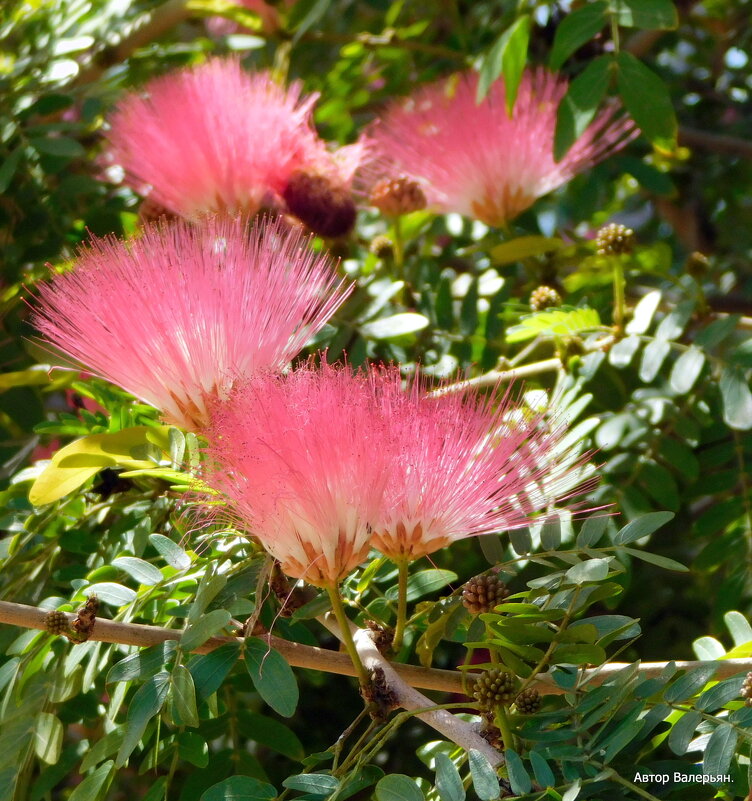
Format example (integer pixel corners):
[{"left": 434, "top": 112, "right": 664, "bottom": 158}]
[{"left": 1, "top": 0, "right": 752, "bottom": 798}]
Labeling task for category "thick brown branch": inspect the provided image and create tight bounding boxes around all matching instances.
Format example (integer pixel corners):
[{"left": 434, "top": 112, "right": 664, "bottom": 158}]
[{"left": 2, "top": 600, "right": 751, "bottom": 696}]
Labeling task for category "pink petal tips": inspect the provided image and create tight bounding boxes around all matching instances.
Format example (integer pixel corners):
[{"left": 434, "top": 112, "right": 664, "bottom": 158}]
[
  {"left": 33, "top": 217, "right": 351, "bottom": 430},
  {"left": 371, "top": 378, "right": 596, "bottom": 562},
  {"left": 203, "top": 364, "right": 595, "bottom": 579},
  {"left": 203, "top": 364, "right": 398, "bottom": 587},
  {"left": 368, "top": 69, "right": 636, "bottom": 227},
  {"left": 107, "top": 57, "right": 351, "bottom": 225}
]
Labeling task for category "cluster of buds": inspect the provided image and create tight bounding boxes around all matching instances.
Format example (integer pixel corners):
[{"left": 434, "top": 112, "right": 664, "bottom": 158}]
[
  {"left": 462, "top": 573, "right": 510, "bottom": 615},
  {"left": 529, "top": 285, "right": 562, "bottom": 312},
  {"left": 45, "top": 595, "right": 99, "bottom": 643},
  {"left": 473, "top": 668, "right": 517, "bottom": 710},
  {"left": 370, "top": 234, "right": 393, "bottom": 259},
  {"left": 596, "top": 223, "right": 635, "bottom": 256},
  {"left": 369, "top": 176, "right": 426, "bottom": 217},
  {"left": 741, "top": 672, "right": 752, "bottom": 706},
  {"left": 514, "top": 688, "right": 541, "bottom": 714}
]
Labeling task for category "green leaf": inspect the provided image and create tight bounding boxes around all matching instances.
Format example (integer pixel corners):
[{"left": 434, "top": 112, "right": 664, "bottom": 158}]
[
  {"left": 86, "top": 582, "right": 137, "bottom": 607},
  {"left": 282, "top": 774, "right": 339, "bottom": 794},
  {"left": 576, "top": 516, "right": 608, "bottom": 547},
  {"left": 171, "top": 665, "right": 199, "bottom": 728},
  {"left": 30, "top": 136, "right": 85, "bottom": 157},
  {"left": 719, "top": 367, "right": 752, "bottom": 430},
  {"left": 540, "top": 520, "right": 561, "bottom": 550},
  {"left": 189, "top": 642, "right": 241, "bottom": 700},
  {"left": 566, "top": 558, "right": 610, "bottom": 584},
  {"left": 111, "top": 556, "right": 163, "bottom": 586},
  {"left": 116, "top": 672, "right": 170, "bottom": 766},
  {"left": 551, "top": 643, "right": 607, "bottom": 665},
  {"left": 622, "top": 547, "right": 688, "bottom": 571},
  {"left": 239, "top": 713, "right": 304, "bottom": 760},
  {"left": 626, "top": 290, "right": 662, "bottom": 334},
  {"left": 506, "top": 308, "right": 601, "bottom": 343},
  {"left": 504, "top": 749, "right": 531, "bottom": 795},
  {"left": 468, "top": 750, "right": 500, "bottom": 800},
  {"left": 639, "top": 339, "right": 671, "bottom": 382},
  {"left": 703, "top": 722, "right": 737, "bottom": 776},
  {"left": 611, "top": 0, "right": 678, "bottom": 30},
  {"left": 290, "top": 0, "right": 332, "bottom": 43},
  {"left": 550, "top": 1, "right": 608, "bottom": 69},
  {"left": 664, "top": 663, "right": 718, "bottom": 703},
  {"left": 244, "top": 638, "right": 299, "bottom": 717},
  {"left": 361, "top": 313, "right": 429, "bottom": 341},
  {"left": 616, "top": 51, "right": 677, "bottom": 149},
  {"left": 435, "top": 753, "right": 465, "bottom": 801},
  {"left": 149, "top": 533, "right": 191, "bottom": 570},
  {"left": 696, "top": 676, "right": 746, "bottom": 712},
  {"left": 668, "top": 709, "right": 701, "bottom": 755},
  {"left": 200, "top": 776, "right": 277, "bottom": 801},
  {"left": 107, "top": 641, "right": 177, "bottom": 684},
  {"left": 477, "top": 16, "right": 532, "bottom": 112},
  {"left": 181, "top": 609, "right": 232, "bottom": 652},
  {"left": 529, "top": 751, "right": 555, "bottom": 788},
  {"left": 375, "top": 774, "right": 425, "bottom": 801},
  {"left": 385, "top": 569, "right": 458, "bottom": 601},
  {"left": 489, "top": 236, "right": 564, "bottom": 265},
  {"left": 554, "top": 56, "right": 612, "bottom": 160},
  {"left": 0, "top": 148, "right": 22, "bottom": 193},
  {"left": 724, "top": 610, "right": 752, "bottom": 647},
  {"left": 669, "top": 347, "right": 705, "bottom": 394},
  {"left": 68, "top": 762, "right": 114, "bottom": 801},
  {"left": 34, "top": 712, "right": 63, "bottom": 764},
  {"left": 509, "top": 528, "right": 532, "bottom": 555},
  {"left": 176, "top": 732, "right": 208, "bottom": 767},
  {"left": 615, "top": 511, "right": 674, "bottom": 544},
  {"left": 562, "top": 779, "right": 581, "bottom": 801}
]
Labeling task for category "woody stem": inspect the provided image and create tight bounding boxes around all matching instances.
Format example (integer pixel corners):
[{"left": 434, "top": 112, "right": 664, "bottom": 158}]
[
  {"left": 326, "top": 585, "right": 370, "bottom": 689},
  {"left": 392, "top": 559, "right": 409, "bottom": 653}
]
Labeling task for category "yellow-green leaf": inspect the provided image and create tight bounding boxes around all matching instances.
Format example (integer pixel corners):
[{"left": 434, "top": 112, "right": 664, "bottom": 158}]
[
  {"left": 29, "top": 426, "right": 171, "bottom": 505},
  {"left": 490, "top": 236, "right": 565, "bottom": 265}
]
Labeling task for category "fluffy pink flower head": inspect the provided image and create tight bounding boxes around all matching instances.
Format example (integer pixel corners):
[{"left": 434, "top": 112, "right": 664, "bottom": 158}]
[
  {"left": 33, "top": 217, "right": 351, "bottom": 430},
  {"left": 204, "top": 364, "right": 398, "bottom": 586},
  {"left": 372, "top": 379, "right": 593, "bottom": 561},
  {"left": 107, "top": 58, "right": 334, "bottom": 220},
  {"left": 368, "top": 69, "right": 636, "bottom": 227}
]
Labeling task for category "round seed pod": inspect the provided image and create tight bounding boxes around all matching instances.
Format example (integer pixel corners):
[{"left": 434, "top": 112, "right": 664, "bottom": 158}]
[
  {"left": 462, "top": 573, "right": 510, "bottom": 615},
  {"left": 472, "top": 668, "right": 517, "bottom": 710},
  {"left": 515, "top": 688, "right": 541, "bottom": 714},
  {"left": 529, "top": 285, "right": 562, "bottom": 312},
  {"left": 741, "top": 671, "right": 752, "bottom": 706},
  {"left": 596, "top": 223, "right": 635, "bottom": 256},
  {"left": 45, "top": 610, "right": 69, "bottom": 636},
  {"left": 369, "top": 176, "right": 426, "bottom": 217}
]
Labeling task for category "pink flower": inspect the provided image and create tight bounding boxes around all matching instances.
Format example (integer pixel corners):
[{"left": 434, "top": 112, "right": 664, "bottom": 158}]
[
  {"left": 107, "top": 58, "right": 331, "bottom": 220},
  {"left": 203, "top": 364, "right": 397, "bottom": 586},
  {"left": 33, "top": 217, "right": 351, "bottom": 430},
  {"left": 372, "top": 379, "right": 594, "bottom": 561},
  {"left": 368, "top": 69, "right": 635, "bottom": 226}
]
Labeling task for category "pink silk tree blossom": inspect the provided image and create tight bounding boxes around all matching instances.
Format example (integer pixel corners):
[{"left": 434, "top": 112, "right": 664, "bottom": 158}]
[
  {"left": 33, "top": 217, "right": 351, "bottom": 431},
  {"left": 368, "top": 69, "right": 636, "bottom": 227},
  {"left": 371, "top": 379, "right": 594, "bottom": 562},
  {"left": 203, "top": 364, "right": 398, "bottom": 587},
  {"left": 107, "top": 58, "right": 334, "bottom": 220}
]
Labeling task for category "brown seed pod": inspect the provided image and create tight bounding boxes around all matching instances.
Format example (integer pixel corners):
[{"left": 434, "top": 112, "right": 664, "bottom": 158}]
[{"left": 462, "top": 573, "right": 510, "bottom": 615}]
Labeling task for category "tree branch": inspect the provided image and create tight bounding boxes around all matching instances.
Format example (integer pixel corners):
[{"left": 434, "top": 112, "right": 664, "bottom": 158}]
[
  {"left": 1, "top": 600, "right": 750, "bottom": 700},
  {"left": 430, "top": 357, "right": 563, "bottom": 395},
  {"left": 73, "top": 0, "right": 191, "bottom": 87},
  {"left": 678, "top": 127, "right": 752, "bottom": 161},
  {"left": 318, "top": 612, "right": 505, "bottom": 767}
]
